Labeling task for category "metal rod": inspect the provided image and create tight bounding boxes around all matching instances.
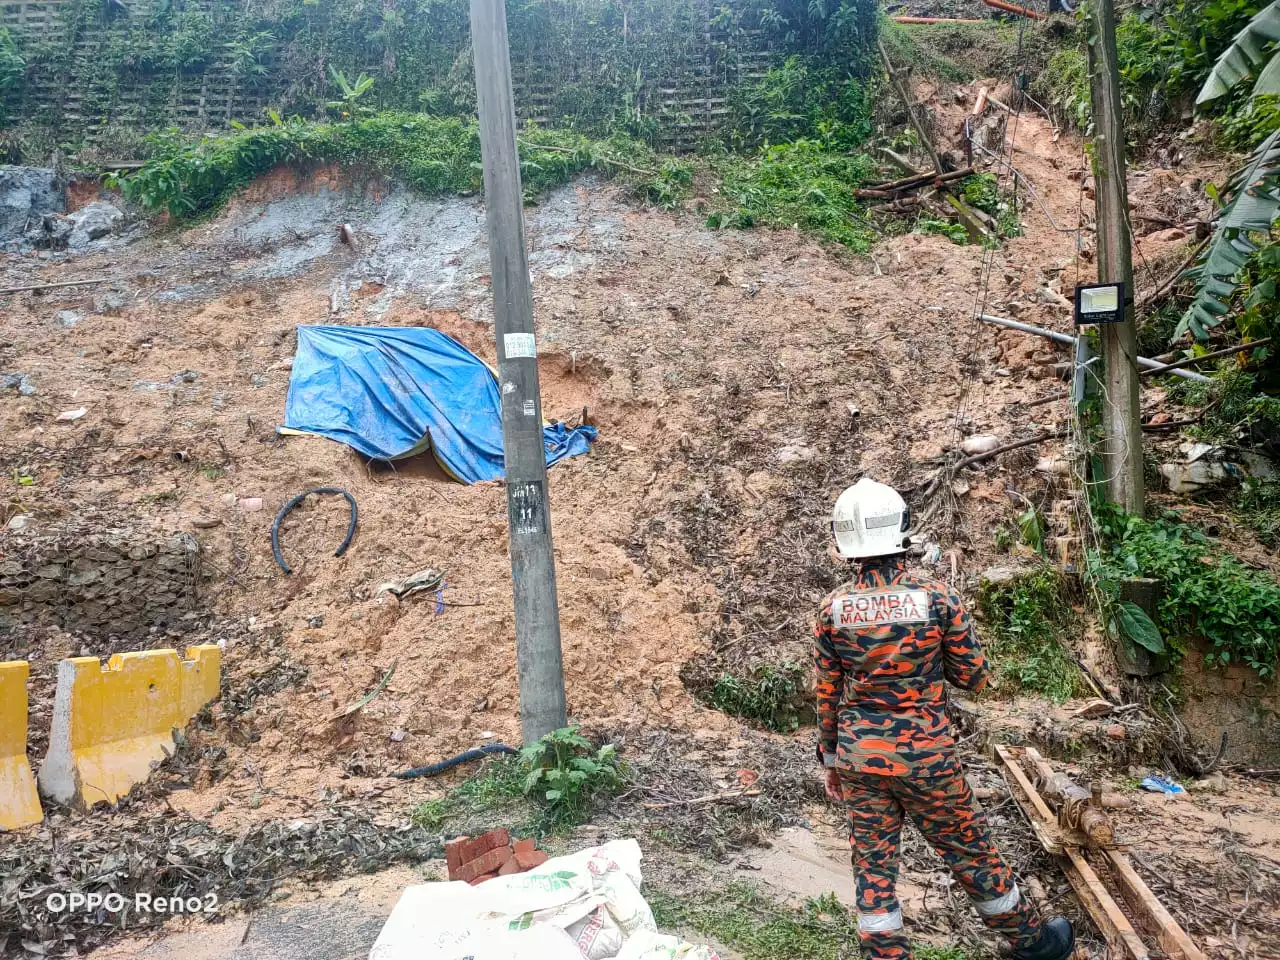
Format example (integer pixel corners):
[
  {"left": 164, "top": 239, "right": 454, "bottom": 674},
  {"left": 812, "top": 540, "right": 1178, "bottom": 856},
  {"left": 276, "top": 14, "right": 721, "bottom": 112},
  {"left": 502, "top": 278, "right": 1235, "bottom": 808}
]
[
  {"left": 470, "top": 0, "right": 567, "bottom": 742},
  {"left": 978, "top": 315, "right": 1212, "bottom": 382}
]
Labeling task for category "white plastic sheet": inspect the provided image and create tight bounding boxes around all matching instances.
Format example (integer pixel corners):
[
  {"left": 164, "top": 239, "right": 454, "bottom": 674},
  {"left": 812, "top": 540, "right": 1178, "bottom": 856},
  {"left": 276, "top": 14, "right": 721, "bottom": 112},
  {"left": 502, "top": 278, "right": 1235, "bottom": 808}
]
[{"left": 368, "top": 839, "right": 720, "bottom": 960}]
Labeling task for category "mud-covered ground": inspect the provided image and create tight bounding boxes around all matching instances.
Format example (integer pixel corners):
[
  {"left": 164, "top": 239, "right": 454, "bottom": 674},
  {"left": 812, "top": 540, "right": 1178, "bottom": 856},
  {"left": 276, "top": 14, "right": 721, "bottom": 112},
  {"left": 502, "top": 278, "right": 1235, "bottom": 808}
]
[{"left": 3, "top": 77, "right": 1277, "bottom": 959}]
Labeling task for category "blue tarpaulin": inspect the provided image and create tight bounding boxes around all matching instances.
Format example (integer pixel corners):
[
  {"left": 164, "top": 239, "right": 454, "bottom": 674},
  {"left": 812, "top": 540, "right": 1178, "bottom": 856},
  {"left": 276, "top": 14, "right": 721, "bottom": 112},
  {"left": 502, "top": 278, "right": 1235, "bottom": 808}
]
[{"left": 281, "top": 325, "right": 597, "bottom": 484}]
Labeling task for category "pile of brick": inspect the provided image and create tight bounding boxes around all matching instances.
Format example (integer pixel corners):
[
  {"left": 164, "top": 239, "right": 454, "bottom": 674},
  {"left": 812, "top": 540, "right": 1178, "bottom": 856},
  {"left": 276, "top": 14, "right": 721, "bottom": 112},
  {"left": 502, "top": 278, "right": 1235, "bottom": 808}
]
[{"left": 445, "top": 829, "right": 549, "bottom": 885}]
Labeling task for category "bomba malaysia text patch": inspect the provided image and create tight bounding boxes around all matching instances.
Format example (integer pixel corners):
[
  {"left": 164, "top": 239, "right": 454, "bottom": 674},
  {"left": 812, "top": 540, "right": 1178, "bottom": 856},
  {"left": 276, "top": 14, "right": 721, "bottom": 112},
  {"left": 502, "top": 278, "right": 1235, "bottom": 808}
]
[{"left": 833, "top": 590, "right": 931, "bottom": 628}]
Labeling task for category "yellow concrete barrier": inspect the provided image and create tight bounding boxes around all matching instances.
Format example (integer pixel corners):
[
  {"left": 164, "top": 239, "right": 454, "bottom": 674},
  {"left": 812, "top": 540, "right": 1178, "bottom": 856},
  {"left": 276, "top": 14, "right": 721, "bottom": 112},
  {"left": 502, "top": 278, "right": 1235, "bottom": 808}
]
[
  {"left": 38, "top": 645, "right": 221, "bottom": 808},
  {"left": 0, "top": 660, "right": 42, "bottom": 830}
]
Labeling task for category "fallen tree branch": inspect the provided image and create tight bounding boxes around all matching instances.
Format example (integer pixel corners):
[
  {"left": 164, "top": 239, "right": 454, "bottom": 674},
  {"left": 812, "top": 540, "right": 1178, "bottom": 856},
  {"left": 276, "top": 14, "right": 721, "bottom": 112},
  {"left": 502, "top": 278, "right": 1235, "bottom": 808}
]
[
  {"left": 954, "top": 431, "right": 1062, "bottom": 471},
  {"left": 643, "top": 788, "right": 762, "bottom": 810},
  {"left": 1137, "top": 238, "right": 1208, "bottom": 310},
  {"left": 983, "top": 0, "right": 1047, "bottom": 18},
  {"left": 0, "top": 276, "right": 118, "bottom": 295},
  {"left": 860, "top": 166, "right": 975, "bottom": 198},
  {"left": 1139, "top": 337, "right": 1272, "bottom": 377},
  {"left": 892, "top": 15, "right": 985, "bottom": 21},
  {"left": 880, "top": 148, "right": 924, "bottom": 177}
]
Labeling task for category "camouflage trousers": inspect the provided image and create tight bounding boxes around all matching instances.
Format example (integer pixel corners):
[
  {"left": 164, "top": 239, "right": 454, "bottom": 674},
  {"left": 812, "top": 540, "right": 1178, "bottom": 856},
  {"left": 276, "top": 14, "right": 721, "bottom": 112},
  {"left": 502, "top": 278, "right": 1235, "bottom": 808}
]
[{"left": 841, "top": 764, "right": 1042, "bottom": 960}]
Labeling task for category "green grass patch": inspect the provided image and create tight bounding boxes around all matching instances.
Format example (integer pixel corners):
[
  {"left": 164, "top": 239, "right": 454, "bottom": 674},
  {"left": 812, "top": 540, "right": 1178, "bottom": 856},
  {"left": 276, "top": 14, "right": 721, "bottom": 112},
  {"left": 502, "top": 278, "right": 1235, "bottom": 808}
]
[
  {"left": 410, "top": 754, "right": 528, "bottom": 830},
  {"left": 706, "top": 139, "right": 876, "bottom": 251},
  {"left": 649, "top": 882, "right": 971, "bottom": 960},
  {"left": 410, "top": 726, "right": 623, "bottom": 835},
  {"left": 977, "top": 567, "right": 1084, "bottom": 703},
  {"left": 701, "top": 660, "right": 810, "bottom": 733}
]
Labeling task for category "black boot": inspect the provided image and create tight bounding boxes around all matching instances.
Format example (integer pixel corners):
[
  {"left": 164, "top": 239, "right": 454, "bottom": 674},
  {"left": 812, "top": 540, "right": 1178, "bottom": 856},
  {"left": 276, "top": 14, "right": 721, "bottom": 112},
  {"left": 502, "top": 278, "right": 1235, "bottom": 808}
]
[{"left": 1012, "top": 917, "right": 1075, "bottom": 960}]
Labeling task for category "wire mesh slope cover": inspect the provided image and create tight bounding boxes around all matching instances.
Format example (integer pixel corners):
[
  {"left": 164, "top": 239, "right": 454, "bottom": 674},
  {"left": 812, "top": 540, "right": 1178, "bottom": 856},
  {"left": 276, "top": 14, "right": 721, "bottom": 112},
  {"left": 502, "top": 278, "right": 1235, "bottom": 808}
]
[{"left": 281, "top": 325, "right": 597, "bottom": 484}]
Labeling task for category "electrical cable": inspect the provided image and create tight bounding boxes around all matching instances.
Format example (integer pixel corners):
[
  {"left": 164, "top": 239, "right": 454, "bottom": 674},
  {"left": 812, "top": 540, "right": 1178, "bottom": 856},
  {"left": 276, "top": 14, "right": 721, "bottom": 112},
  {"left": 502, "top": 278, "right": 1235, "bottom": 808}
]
[{"left": 271, "top": 486, "right": 359, "bottom": 575}]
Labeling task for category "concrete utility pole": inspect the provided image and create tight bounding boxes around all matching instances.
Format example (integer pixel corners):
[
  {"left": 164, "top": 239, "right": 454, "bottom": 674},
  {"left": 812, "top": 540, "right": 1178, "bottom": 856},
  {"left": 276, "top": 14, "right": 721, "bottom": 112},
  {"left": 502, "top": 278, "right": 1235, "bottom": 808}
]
[
  {"left": 1086, "top": 0, "right": 1145, "bottom": 515},
  {"left": 470, "top": 0, "right": 567, "bottom": 741}
]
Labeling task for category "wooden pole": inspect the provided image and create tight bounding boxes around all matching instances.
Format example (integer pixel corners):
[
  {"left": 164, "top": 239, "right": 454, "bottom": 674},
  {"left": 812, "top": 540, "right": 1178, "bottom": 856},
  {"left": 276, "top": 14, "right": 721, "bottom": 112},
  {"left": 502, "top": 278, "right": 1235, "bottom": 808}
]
[
  {"left": 1087, "top": 0, "right": 1145, "bottom": 515},
  {"left": 470, "top": 0, "right": 567, "bottom": 742}
]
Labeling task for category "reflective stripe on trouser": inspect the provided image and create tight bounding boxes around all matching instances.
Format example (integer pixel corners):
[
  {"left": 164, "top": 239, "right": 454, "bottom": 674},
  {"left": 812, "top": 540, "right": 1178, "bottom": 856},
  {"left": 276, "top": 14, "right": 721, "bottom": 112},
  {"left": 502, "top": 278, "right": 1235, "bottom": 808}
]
[{"left": 842, "top": 764, "right": 1042, "bottom": 960}]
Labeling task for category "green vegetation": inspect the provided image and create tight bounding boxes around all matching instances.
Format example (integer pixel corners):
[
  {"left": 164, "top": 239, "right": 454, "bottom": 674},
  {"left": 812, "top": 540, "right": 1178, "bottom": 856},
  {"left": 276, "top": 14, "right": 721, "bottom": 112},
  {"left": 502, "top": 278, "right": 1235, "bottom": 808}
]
[
  {"left": 703, "top": 660, "right": 809, "bottom": 732},
  {"left": 1090, "top": 505, "right": 1280, "bottom": 674},
  {"left": 977, "top": 568, "right": 1084, "bottom": 703},
  {"left": 707, "top": 139, "right": 876, "bottom": 250},
  {"left": 1238, "top": 477, "right": 1280, "bottom": 546},
  {"left": 650, "top": 882, "right": 971, "bottom": 960},
  {"left": 1172, "top": 369, "right": 1280, "bottom": 447},
  {"left": 881, "top": 18, "right": 1055, "bottom": 86},
  {"left": 2, "top": 0, "right": 880, "bottom": 157},
  {"left": 727, "top": 54, "right": 874, "bottom": 153},
  {"left": 411, "top": 726, "right": 623, "bottom": 834},
  {"left": 112, "top": 113, "right": 663, "bottom": 219},
  {"left": 519, "top": 726, "right": 622, "bottom": 827},
  {"left": 1037, "top": 0, "right": 1268, "bottom": 138},
  {"left": 411, "top": 755, "right": 528, "bottom": 830}
]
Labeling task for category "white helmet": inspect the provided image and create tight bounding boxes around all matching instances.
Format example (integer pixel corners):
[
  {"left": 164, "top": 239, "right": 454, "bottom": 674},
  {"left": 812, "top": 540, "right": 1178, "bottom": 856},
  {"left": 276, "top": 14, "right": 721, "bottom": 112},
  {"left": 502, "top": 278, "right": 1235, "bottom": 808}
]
[{"left": 832, "top": 478, "right": 910, "bottom": 559}]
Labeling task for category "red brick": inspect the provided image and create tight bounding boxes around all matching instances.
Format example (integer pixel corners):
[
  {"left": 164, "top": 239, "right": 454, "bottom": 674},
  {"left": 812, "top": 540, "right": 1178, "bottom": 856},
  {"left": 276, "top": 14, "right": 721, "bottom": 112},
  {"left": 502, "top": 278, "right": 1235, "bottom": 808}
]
[
  {"left": 514, "top": 849, "right": 548, "bottom": 871},
  {"left": 456, "top": 845, "right": 514, "bottom": 883},
  {"left": 445, "top": 837, "right": 469, "bottom": 879},
  {"left": 513, "top": 837, "right": 536, "bottom": 857},
  {"left": 468, "top": 872, "right": 498, "bottom": 886},
  {"left": 498, "top": 856, "right": 522, "bottom": 876},
  {"left": 478, "top": 828, "right": 510, "bottom": 852}
]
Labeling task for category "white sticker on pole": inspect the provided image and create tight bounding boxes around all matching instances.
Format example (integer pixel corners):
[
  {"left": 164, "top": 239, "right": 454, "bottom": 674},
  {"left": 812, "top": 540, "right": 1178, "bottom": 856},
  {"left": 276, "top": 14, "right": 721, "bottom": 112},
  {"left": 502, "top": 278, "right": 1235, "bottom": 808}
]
[{"left": 504, "top": 332, "right": 537, "bottom": 359}]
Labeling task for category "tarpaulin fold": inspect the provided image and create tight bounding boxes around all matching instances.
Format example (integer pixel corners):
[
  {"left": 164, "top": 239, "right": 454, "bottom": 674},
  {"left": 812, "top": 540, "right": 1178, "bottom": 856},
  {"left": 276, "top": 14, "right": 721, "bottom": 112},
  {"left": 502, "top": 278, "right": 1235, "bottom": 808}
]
[{"left": 281, "top": 325, "right": 597, "bottom": 484}]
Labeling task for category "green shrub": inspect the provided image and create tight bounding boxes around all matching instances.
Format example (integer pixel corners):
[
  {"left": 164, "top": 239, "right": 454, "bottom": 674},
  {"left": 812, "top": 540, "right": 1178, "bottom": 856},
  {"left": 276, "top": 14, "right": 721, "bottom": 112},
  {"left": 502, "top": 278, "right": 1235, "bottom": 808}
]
[
  {"left": 976, "top": 568, "right": 1083, "bottom": 703},
  {"left": 1090, "top": 505, "right": 1280, "bottom": 674},
  {"left": 728, "top": 55, "right": 874, "bottom": 153},
  {"left": 1036, "top": 0, "right": 1269, "bottom": 137},
  {"left": 704, "top": 660, "right": 808, "bottom": 732},
  {"left": 519, "top": 726, "right": 622, "bottom": 827},
  {"left": 707, "top": 139, "right": 876, "bottom": 250}
]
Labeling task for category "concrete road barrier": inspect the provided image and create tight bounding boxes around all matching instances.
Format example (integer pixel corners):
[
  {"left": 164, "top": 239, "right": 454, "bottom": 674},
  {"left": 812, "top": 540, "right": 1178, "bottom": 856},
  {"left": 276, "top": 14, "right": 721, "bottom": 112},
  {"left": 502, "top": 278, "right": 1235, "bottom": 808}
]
[
  {"left": 38, "top": 645, "right": 221, "bottom": 808},
  {"left": 0, "top": 660, "right": 42, "bottom": 830}
]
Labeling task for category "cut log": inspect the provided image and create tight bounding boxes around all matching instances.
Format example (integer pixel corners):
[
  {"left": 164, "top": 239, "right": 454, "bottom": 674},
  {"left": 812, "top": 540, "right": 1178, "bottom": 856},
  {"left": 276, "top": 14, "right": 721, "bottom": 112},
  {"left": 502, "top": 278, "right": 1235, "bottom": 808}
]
[{"left": 1025, "top": 747, "right": 1116, "bottom": 847}]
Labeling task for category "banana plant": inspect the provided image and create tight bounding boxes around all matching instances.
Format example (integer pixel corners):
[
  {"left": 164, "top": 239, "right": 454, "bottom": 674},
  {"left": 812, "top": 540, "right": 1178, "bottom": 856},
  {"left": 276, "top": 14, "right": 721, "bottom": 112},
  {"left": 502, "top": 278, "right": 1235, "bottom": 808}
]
[
  {"left": 1176, "top": 128, "right": 1280, "bottom": 339},
  {"left": 1197, "top": 0, "right": 1280, "bottom": 105},
  {"left": 1179, "top": 0, "right": 1280, "bottom": 340}
]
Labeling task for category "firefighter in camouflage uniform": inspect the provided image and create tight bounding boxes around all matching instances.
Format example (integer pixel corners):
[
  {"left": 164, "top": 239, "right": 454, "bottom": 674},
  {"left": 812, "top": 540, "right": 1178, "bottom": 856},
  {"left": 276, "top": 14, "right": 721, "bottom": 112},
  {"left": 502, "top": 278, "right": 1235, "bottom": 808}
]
[{"left": 815, "top": 478, "right": 1075, "bottom": 960}]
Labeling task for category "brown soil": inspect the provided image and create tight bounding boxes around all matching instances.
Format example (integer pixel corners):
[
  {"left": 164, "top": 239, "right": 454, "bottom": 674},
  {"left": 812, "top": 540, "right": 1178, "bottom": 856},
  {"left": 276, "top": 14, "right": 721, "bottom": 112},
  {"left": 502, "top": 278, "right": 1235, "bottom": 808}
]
[{"left": 2, "top": 75, "right": 1273, "bottom": 960}]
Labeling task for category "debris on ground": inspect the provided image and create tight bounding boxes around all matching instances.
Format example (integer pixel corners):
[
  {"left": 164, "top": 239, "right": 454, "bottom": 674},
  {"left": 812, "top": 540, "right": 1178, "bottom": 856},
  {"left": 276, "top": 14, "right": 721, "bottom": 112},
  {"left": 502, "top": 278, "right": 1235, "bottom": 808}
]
[{"left": 373, "top": 839, "right": 719, "bottom": 960}]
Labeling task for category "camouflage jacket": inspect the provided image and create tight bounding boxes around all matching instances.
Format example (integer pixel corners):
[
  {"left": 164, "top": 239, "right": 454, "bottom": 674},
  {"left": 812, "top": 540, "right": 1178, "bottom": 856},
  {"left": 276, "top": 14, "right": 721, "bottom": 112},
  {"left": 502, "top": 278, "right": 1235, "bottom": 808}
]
[{"left": 814, "top": 556, "right": 989, "bottom": 777}]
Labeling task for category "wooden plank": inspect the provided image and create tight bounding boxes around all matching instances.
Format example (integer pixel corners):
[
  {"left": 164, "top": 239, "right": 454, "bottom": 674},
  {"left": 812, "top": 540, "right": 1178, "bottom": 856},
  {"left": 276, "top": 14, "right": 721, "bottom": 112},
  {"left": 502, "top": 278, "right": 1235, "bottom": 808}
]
[
  {"left": 1065, "top": 849, "right": 1150, "bottom": 960},
  {"left": 1104, "top": 851, "right": 1207, "bottom": 960},
  {"left": 995, "top": 746, "right": 1056, "bottom": 821}
]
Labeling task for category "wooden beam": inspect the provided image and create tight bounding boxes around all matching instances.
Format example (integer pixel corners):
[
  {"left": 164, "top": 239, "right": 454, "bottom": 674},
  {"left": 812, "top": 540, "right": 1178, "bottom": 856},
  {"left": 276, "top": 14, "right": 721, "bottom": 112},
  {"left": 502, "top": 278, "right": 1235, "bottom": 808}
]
[
  {"left": 1063, "top": 849, "right": 1151, "bottom": 960},
  {"left": 1104, "top": 851, "right": 1208, "bottom": 960}
]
